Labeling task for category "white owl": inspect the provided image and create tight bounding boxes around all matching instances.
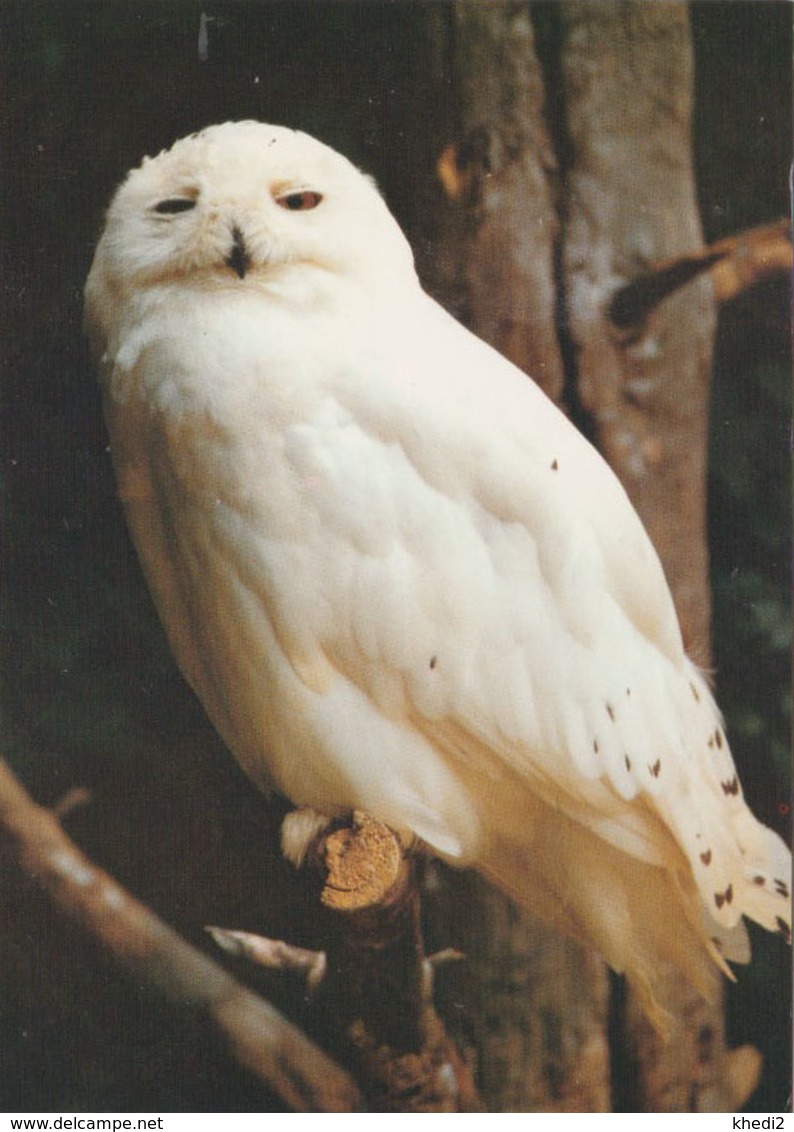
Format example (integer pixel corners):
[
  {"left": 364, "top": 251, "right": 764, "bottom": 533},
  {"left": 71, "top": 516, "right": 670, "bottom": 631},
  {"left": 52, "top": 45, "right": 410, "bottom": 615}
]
[{"left": 84, "top": 121, "right": 790, "bottom": 1029}]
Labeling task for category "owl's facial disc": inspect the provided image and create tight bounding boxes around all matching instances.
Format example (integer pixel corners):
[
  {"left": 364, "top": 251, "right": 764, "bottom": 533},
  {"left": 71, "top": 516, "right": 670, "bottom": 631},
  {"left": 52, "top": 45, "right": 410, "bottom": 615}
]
[
  {"left": 89, "top": 122, "right": 418, "bottom": 297},
  {"left": 226, "top": 225, "right": 251, "bottom": 279}
]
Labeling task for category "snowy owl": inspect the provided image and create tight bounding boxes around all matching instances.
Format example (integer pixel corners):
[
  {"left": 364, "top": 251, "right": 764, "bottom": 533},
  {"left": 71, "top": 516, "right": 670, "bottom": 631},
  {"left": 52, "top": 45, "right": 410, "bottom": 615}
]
[{"left": 85, "top": 121, "right": 790, "bottom": 1028}]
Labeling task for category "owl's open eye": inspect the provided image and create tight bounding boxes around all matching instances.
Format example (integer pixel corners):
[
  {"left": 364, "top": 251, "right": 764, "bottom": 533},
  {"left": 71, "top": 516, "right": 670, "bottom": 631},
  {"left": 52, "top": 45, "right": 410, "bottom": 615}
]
[
  {"left": 275, "top": 190, "right": 323, "bottom": 212},
  {"left": 153, "top": 198, "right": 198, "bottom": 215}
]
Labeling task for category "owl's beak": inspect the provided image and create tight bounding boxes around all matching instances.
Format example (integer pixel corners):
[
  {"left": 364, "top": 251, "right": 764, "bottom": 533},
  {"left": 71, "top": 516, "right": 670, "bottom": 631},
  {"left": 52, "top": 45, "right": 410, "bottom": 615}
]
[{"left": 226, "top": 226, "right": 251, "bottom": 279}]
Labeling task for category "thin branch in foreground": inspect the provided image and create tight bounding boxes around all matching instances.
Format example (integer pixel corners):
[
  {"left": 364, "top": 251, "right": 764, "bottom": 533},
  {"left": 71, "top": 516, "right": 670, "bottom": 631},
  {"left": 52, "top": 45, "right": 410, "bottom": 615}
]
[
  {"left": 207, "top": 926, "right": 328, "bottom": 994},
  {"left": 0, "top": 757, "right": 363, "bottom": 1113}
]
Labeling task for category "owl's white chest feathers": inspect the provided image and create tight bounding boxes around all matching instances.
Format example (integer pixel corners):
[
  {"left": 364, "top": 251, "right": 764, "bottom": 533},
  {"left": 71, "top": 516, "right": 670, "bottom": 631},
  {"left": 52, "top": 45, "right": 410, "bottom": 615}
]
[{"left": 103, "top": 282, "right": 480, "bottom": 840}]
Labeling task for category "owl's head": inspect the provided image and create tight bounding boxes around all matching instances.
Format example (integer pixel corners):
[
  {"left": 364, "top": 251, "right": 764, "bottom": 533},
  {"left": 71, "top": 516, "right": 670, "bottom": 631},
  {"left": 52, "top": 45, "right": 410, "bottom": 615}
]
[{"left": 86, "top": 121, "right": 417, "bottom": 317}]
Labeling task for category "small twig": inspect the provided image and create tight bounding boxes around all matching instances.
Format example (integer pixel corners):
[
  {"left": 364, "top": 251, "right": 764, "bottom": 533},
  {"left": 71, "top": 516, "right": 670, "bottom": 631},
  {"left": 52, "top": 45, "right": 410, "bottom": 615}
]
[
  {"left": 207, "top": 927, "right": 327, "bottom": 993},
  {"left": 608, "top": 251, "right": 728, "bottom": 329},
  {"left": 426, "top": 947, "right": 466, "bottom": 970},
  {"left": 53, "top": 785, "right": 93, "bottom": 818},
  {"left": 608, "top": 218, "right": 791, "bottom": 329},
  {"left": 709, "top": 218, "right": 791, "bottom": 303},
  {"left": 0, "top": 758, "right": 363, "bottom": 1113}
]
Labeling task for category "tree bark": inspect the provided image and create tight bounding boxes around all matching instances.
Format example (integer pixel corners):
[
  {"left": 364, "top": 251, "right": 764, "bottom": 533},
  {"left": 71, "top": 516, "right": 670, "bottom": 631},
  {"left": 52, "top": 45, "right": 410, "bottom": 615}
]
[
  {"left": 419, "top": 2, "right": 611, "bottom": 1112},
  {"left": 558, "top": 2, "right": 732, "bottom": 1110},
  {"left": 559, "top": 1, "right": 714, "bottom": 664},
  {"left": 428, "top": 1, "right": 565, "bottom": 405}
]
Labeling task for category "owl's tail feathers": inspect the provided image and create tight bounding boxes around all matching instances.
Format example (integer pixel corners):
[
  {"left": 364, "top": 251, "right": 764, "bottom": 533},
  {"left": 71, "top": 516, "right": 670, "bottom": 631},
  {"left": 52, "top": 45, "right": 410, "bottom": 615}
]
[
  {"left": 660, "top": 767, "right": 792, "bottom": 943},
  {"left": 478, "top": 814, "right": 742, "bottom": 1037}
]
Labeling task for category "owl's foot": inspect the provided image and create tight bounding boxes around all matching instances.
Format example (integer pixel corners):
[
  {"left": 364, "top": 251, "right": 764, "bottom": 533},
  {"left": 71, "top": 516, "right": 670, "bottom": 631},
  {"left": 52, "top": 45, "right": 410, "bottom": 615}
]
[{"left": 280, "top": 806, "right": 334, "bottom": 867}]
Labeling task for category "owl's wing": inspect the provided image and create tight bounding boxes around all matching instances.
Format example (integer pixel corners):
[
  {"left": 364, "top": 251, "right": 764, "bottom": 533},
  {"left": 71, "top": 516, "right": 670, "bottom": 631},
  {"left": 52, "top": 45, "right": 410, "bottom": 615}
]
[
  {"left": 274, "top": 299, "right": 790, "bottom": 950},
  {"left": 262, "top": 299, "right": 785, "bottom": 1025},
  {"left": 102, "top": 395, "right": 208, "bottom": 700}
]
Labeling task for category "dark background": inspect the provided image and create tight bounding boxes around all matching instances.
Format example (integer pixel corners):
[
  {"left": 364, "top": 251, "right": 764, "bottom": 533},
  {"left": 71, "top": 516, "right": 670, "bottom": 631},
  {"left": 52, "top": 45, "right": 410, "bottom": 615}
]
[{"left": 1, "top": 1, "right": 790, "bottom": 1112}]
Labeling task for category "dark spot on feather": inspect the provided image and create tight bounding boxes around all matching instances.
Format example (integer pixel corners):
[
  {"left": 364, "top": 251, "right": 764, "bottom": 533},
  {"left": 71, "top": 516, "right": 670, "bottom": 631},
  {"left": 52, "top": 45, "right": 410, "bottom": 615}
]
[
  {"left": 775, "top": 878, "right": 789, "bottom": 898},
  {"left": 776, "top": 917, "right": 791, "bottom": 943},
  {"left": 700, "top": 850, "right": 712, "bottom": 866},
  {"left": 752, "top": 875, "right": 766, "bottom": 886},
  {"left": 707, "top": 737, "right": 714, "bottom": 749},
  {"left": 593, "top": 739, "right": 599, "bottom": 754},
  {"left": 551, "top": 459, "right": 559, "bottom": 470},
  {"left": 624, "top": 755, "right": 632, "bottom": 771},
  {"left": 721, "top": 776, "right": 739, "bottom": 796},
  {"left": 626, "top": 687, "right": 631, "bottom": 696},
  {"left": 429, "top": 655, "right": 438, "bottom": 670},
  {"left": 713, "top": 885, "right": 733, "bottom": 909},
  {"left": 690, "top": 682, "right": 700, "bottom": 703},
  {"left": 606, "top": 703, "right": 615, "bottom": 721},
  {"left": 648, "top": 759, "right": 661, "bottom": 778},
  {"left": 714, "top": 729, "right": 723, "bottom": 750}
]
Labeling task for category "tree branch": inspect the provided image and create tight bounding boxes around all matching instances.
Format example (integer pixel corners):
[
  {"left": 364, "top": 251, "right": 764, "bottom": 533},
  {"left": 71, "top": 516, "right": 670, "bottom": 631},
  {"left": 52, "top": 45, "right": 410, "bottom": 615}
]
[
  {"left": 0, "top": 757, "right": 363, "bottom": 1113},
  {"left": 207, "top": 926, "right": 328, "bottom": 993},
  {"left": 608, "top": 218, "right": 791, "bottom": 330},
  {"left": 709, "top": 219, "right": 791, "bottom": 303},
  {"left": 209, "top": 812, "right": 484, "bottom": 1111}
]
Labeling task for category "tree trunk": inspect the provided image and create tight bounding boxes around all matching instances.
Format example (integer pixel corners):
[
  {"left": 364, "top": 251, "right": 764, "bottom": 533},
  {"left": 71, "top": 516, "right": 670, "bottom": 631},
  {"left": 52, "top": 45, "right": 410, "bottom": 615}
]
[
  {"left": 559, "top": 1, "right": 714, "bottom": 662},
  {"left": 416, "top": 0, "right": 734, "bottom": 1112},
  {"left": 558, "top": 3, "right": 733, "bottom": 1111}
]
